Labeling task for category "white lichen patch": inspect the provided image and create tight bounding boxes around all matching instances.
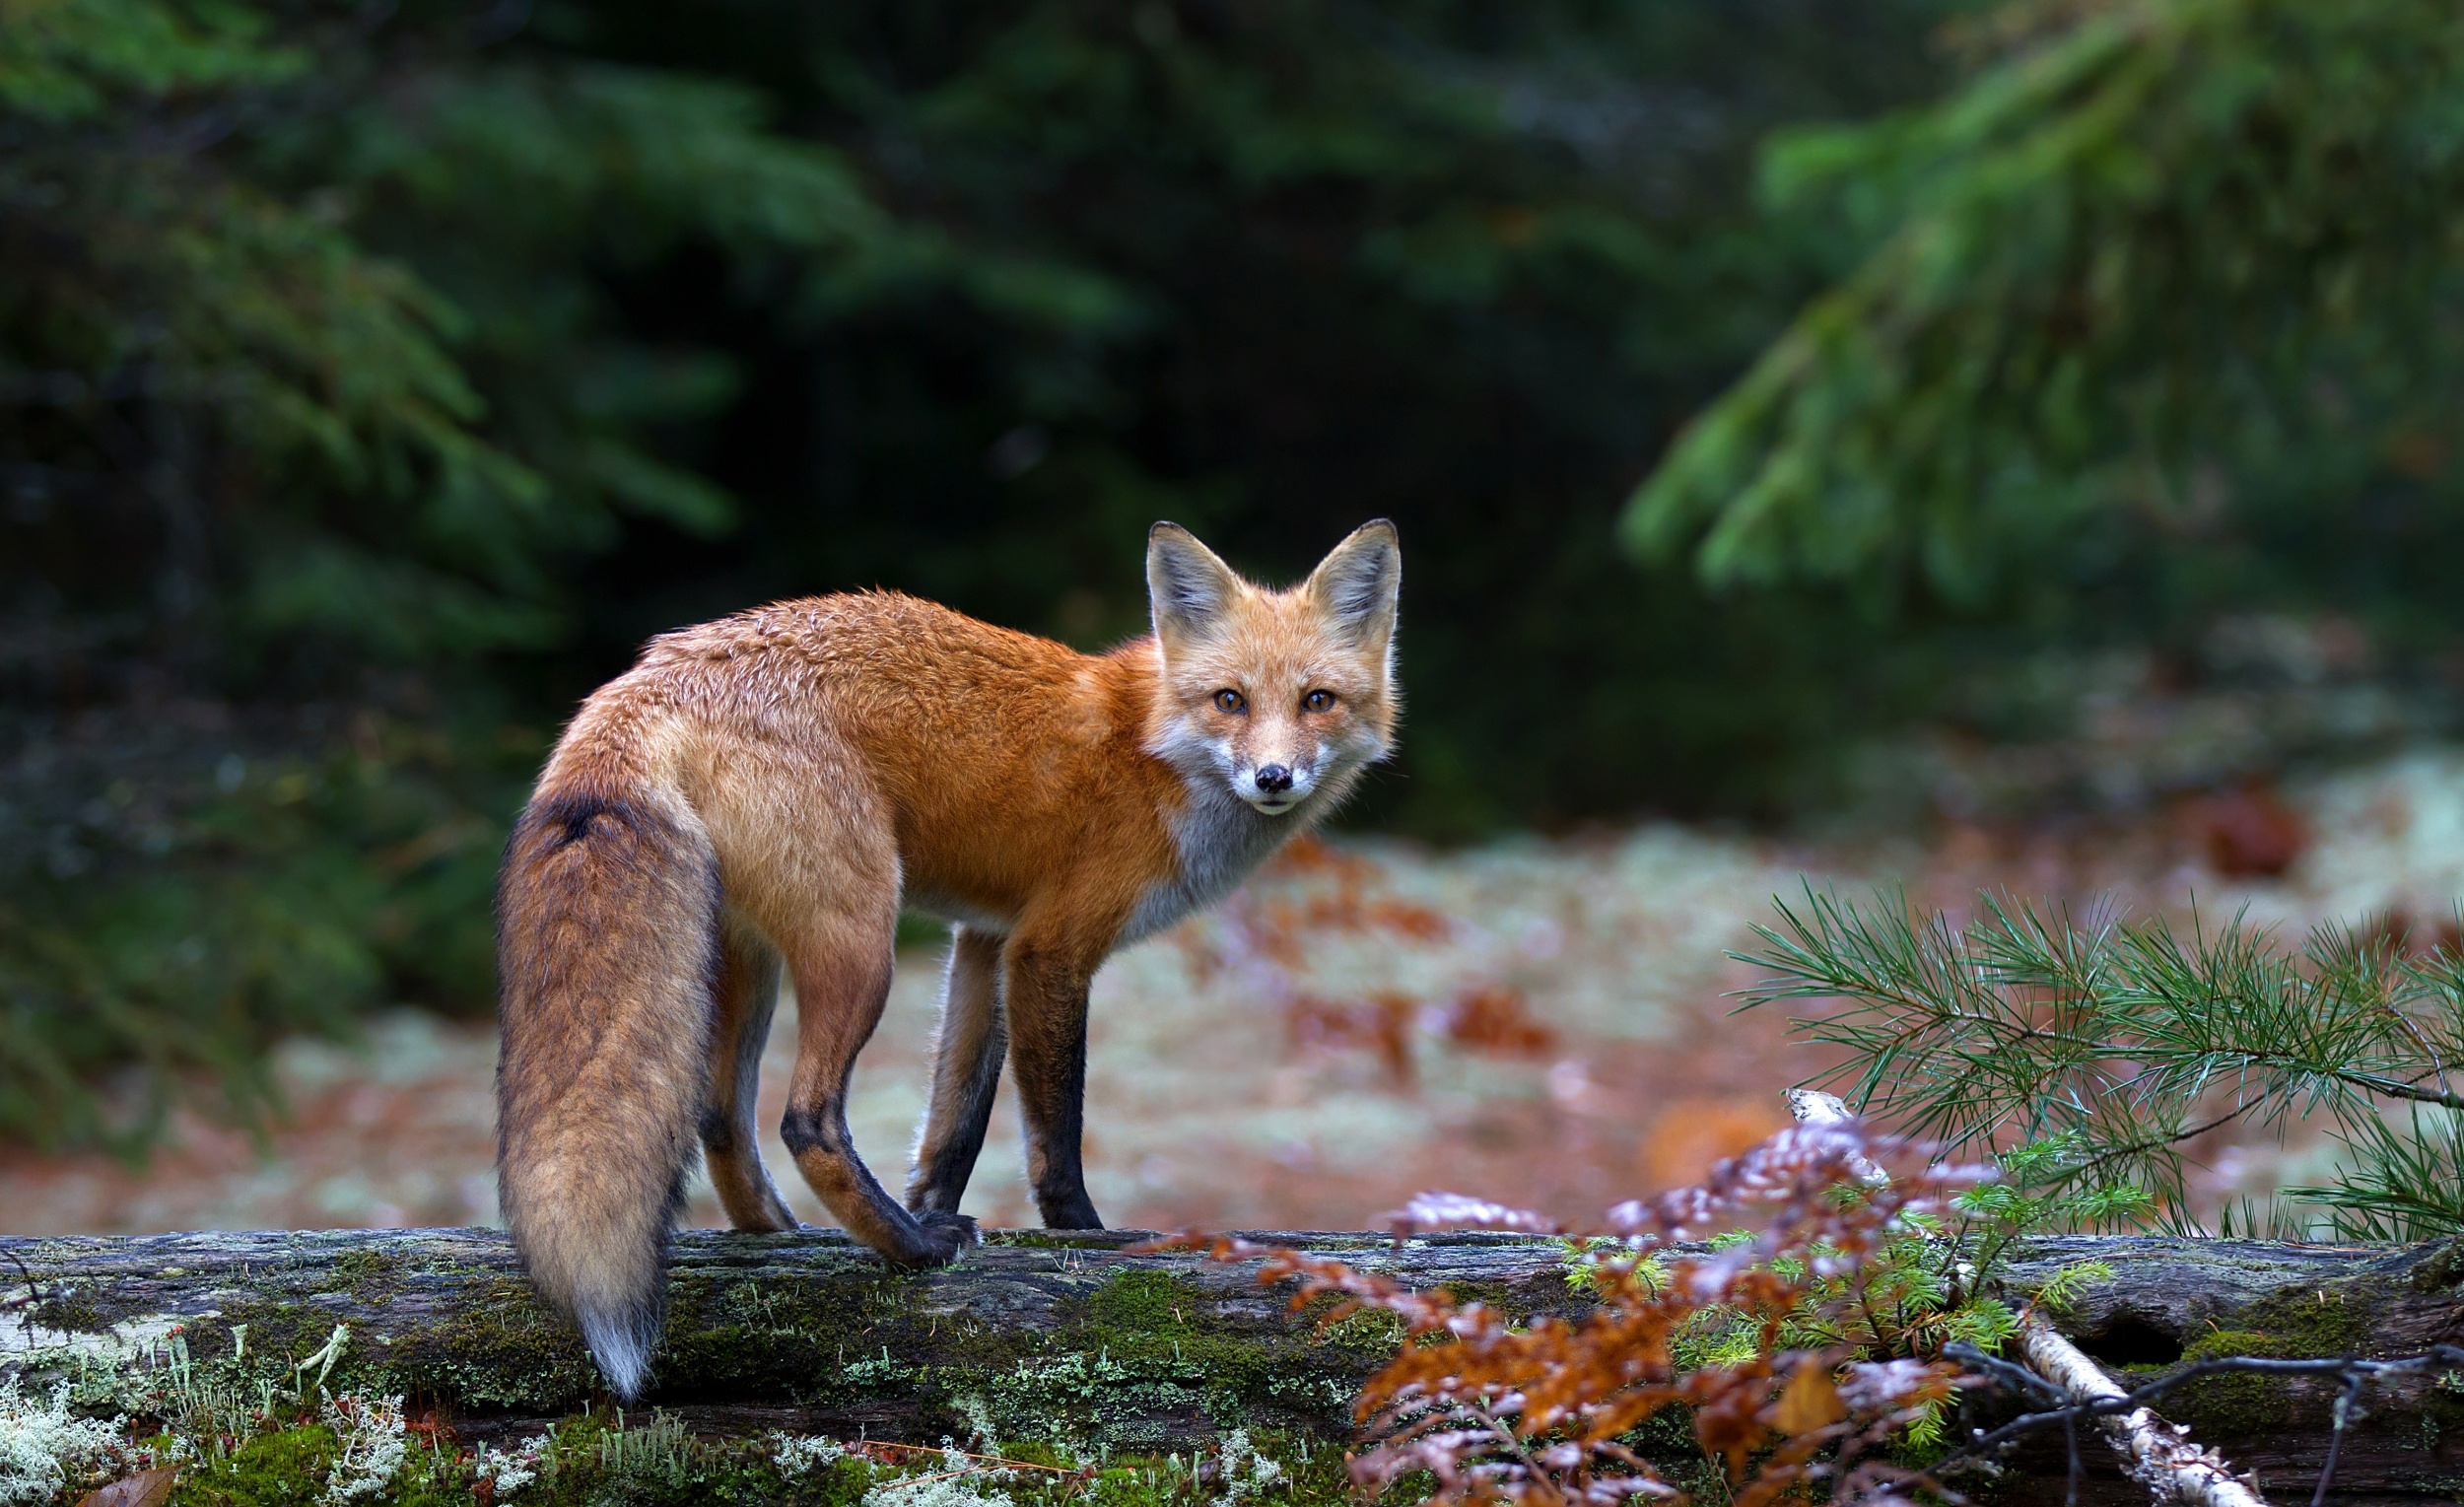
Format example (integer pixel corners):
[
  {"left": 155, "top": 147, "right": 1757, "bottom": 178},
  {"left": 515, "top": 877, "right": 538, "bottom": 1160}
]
[
  {"left": 1214, "top": 1429, "right": 1285, "bottom": 1502},
  {"left": 859, "top": 1445, "right": 1018, "bottom": 1507},
  {"left": 473, "top": 1431, "right": 551, "bottom": 1500},
  {"left": 0, "top": 1377, "right": 148, "bottom": 1507},
  {"left": 767, "top": 1431, "right": 846, "bottom": 1474},
  {"left": 317, "top": 1391, "right": 406, "bottom": 1505}
]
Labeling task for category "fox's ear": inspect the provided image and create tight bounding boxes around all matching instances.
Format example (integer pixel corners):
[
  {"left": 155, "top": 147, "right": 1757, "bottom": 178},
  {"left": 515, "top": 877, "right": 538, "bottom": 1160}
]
[
  {"left": 1304, "top": 518, "right": 1401, "bottom": 645},
  {"left": 1147, "top": 521, "right": 1244, "bottom": 650}
]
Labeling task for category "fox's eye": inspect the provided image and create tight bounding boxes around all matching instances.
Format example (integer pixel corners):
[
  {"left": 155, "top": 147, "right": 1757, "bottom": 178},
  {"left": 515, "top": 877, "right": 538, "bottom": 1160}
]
[
  {"left": 1214, "top": 689, "right": 1247, "bottom": 715},
  {"left": 1302, "top": 689, "right": 1336, "bottom": 714}
]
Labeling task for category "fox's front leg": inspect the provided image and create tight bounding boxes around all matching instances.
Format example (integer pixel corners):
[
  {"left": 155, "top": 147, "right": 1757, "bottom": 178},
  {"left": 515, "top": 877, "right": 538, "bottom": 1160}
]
[
  {"left": 906, "top": 925, "right": 1007, "bottom": 1215},
  {"left": 1003, "top": 934, "right": 1104, "bottom": 1230}
]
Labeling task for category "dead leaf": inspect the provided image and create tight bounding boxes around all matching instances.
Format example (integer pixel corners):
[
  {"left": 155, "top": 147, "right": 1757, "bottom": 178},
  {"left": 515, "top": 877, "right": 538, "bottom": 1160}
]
[
  {"left": 78, "top": 1466, "right": 178, "bottom": 1507},
  {"left": 1772, "top": 1364, "right": 1845, "bottom": 1435}
]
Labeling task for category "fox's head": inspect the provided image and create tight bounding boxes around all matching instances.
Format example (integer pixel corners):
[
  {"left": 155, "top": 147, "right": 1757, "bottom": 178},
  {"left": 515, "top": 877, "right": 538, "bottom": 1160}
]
[{"left": 1142, "top": 519, "right": 1401, "bottom": 816}]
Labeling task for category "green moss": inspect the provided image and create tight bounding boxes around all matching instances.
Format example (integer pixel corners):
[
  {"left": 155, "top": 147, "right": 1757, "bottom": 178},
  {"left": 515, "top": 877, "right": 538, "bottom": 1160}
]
[
  {"left": 1435, "top": 1278, "right": 1520, "bottom": 1310},
  {"left": 388, "top": 1276, "right": 598, "bottom": 1409},
  {"left": 2409, "top": 1239, "right": 2464, "bottom": 1293},
  {"left": 2225, "top": 1285, "right": 2376, "bottom": 1358},
  {"left": 464, "top": 1413, "right": 856, "bottom": 1507},
  {"left": 1071, "top": 1269, "right": 1274, "bottom": 1398},
  {"left": 195, "top": 1299, "right": 332, "bottom": 1362},
  {"left": 2415, "top": 1371, "right": 2464, "bottom": 1455},
  {"left": 922, "top": 1267, "right": 1362, "bottom": 1450},
  {"left": 983, "top": 1231, "right": 1143, "bottom": 1250},
  {"left": 653, "top": 1266, "right": 956, "bottom": 1404},
  {"left": 1309, "top": 1307, "right": 1404, "bottom": 1364},
  {"left": 2168, "top": 1296, "right": 2374, "bottom": 1436},
  {"left": 123, "top": 1397, "right": 1390, "bottom": 1507},
  {"left": 2170, "top": 1331, "right": 2291, "bottom": 1433},
  {"left": 30, "top": 1290, "right": 107, "bottom": 1334},
  {"left": 328, "top": 1247, "right": 409, "bottom": 1298},
  {"left": 201, "top": 1275, "right": 598, "bottom": 1411},
  {"left": 1084, "top": 1269, "right": 1205, "bottom": 1334},
  {"left": 170, "top": 1424, "right": 339, "bottom": 1507},
  {"left": 94, "top": 1248, "right": 1426, "bottom": 1465}
]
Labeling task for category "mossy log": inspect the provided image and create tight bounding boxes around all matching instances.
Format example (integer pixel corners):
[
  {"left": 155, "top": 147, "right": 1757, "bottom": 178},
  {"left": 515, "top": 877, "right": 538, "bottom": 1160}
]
[{"left": 5, "top": 1229, "right": 2463, "bottom": 1503}]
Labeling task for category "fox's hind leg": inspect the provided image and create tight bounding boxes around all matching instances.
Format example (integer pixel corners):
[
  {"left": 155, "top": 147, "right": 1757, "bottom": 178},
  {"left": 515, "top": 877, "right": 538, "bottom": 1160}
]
[
  {"left": 702, "top": 917, "right": 797, "bottom": 1232},
  {"left": 773, "top": 904, "right": 977, "bottom": 1267},
  {"left": 906, "top": 925, "right": 1006, "bottom": 1215},
  {"left": 709, "top": 753, "right": 973, "bottom": 1267}
]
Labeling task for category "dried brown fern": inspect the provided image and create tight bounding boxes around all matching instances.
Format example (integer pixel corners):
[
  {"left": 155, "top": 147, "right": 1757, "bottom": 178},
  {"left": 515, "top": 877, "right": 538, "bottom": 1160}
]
[{"left": 1176, "top": 1125, "right": 1981, "bottom": 1507}]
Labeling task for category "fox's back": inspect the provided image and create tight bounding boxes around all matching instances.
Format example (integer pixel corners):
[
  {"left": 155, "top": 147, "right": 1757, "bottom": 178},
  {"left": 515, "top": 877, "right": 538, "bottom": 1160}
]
[{"left": 578, "top": 590, "right": 1182, "bottom": 925}]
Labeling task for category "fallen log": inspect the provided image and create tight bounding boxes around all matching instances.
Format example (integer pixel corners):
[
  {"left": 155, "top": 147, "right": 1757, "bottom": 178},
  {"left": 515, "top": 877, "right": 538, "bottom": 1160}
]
[{"left": 4, "top": 1228, "right": 2462, "bottom": 1503}]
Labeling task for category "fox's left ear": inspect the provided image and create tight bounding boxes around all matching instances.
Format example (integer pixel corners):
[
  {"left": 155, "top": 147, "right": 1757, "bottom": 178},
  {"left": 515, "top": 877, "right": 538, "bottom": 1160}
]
[
  {"left": 1305, "top": 519, "right": 1401, "bottom": 646},
  {"left": 1148, "top": 521, "right": 1246, "bottom": 652}
]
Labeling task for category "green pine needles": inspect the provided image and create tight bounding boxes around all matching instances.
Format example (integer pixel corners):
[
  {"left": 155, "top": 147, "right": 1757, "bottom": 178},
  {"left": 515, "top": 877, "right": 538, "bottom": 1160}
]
[{"left": 1741, "top": 887, "right": 2464, "bottom": 1240}]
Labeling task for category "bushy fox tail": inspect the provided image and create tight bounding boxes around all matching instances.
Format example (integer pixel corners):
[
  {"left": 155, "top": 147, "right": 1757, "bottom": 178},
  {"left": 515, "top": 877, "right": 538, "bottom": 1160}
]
[{"left": 496, "top": 782, "right": 719, "bottom": 1401}]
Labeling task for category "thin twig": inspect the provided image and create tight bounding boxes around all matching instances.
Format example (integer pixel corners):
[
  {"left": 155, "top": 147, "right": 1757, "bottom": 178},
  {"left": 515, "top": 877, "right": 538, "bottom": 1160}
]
[
  {"left": 2062, "top": 1396, "right": 2082, "bottom": 1507},
  {"left": 1939, "top": 1342, "right": 2065, "bottom": 1407},
  {"left": 2309, "top": 1369, "right": 2366, "bottom": 1507},
  {"left": 3, "top": 1251, "right": 38, "bottom": 1346}
]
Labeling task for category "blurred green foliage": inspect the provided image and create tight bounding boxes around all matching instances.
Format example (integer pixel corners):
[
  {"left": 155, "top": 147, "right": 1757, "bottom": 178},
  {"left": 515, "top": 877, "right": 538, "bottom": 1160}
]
[
  {"left": 1630, "top": 0, "right": 2464, "bottom": 650},
  {"left": 0, "top": 0, "right": 974, "bottom": 1147},
  {"left": 12, "top": 0, "right": 2461, "bottom": 1150}
]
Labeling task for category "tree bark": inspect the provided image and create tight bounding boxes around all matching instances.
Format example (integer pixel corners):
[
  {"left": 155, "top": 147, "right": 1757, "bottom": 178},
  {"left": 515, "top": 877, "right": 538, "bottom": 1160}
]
[{"left": 5, "top": 1228, "right": 2461, "bottom": 1502}]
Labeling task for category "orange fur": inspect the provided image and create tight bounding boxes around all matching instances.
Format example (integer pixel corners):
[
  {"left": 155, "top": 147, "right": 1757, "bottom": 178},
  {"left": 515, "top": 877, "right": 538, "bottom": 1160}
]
[{"left": 496, "top": 520, "right": 1401, "bottom": 1397}]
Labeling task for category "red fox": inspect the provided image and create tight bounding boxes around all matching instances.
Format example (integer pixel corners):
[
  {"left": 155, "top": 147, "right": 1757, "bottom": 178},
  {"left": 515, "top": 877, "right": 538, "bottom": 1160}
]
[{"left": 496, "top": 520, "right": 1401, "bottom": 1397}]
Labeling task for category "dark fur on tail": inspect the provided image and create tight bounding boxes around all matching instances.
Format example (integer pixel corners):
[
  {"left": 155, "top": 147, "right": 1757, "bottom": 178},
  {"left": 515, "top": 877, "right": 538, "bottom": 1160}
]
[{"left": 497, "top": 786, "right": 719, "bottom": 1400}]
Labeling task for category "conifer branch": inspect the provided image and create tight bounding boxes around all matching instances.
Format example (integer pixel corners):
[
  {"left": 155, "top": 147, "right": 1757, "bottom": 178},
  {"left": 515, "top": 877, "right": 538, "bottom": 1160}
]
[{"left": 1742, "top": 887, "right": 2464, "bottom": 1237}]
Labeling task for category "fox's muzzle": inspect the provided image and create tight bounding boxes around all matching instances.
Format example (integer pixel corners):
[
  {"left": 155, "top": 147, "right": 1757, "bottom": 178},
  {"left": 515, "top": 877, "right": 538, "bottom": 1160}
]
[{"left": 1239, "top": 757, "right": 1316, "bottom": 811}]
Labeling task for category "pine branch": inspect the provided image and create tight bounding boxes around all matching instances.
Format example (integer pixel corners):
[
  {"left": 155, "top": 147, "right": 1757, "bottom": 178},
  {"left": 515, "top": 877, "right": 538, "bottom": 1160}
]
[{"left": 1741, "top": 887, "right": 2464, "bottom": 1234}]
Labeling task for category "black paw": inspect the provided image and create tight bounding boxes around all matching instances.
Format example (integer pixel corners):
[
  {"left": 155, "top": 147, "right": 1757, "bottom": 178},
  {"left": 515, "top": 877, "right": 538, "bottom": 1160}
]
[
  {"left": 1040, "top": 1199, "right": 1104, "bottom": 1231},
  {"left": 912, "top": 1208, "right": 980, "bottom": 1265}
]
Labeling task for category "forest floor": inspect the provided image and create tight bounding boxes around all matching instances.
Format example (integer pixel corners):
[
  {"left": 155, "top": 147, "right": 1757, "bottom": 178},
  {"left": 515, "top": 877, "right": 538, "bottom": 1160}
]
[{"left": 7, "top": 747, "right": 2464, "bottom": 1239}]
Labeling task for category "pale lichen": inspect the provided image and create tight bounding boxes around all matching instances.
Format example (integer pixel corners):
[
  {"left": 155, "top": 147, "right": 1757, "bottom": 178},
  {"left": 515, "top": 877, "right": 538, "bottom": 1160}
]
[{"left": 0, "top": 1378, "right": 149, "bottom": 1507}]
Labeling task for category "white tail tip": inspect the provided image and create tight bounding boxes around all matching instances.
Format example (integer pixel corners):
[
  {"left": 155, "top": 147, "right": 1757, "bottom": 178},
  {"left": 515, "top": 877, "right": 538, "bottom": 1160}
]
[{"left": 579, "top": 1309, "right": 653, "bottom": 1401}]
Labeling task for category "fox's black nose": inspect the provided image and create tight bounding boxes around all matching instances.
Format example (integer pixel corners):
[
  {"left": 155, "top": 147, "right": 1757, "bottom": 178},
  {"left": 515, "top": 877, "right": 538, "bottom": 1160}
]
[{"left": 1256, "top": 764, "right": 1294, "bottom": 793}]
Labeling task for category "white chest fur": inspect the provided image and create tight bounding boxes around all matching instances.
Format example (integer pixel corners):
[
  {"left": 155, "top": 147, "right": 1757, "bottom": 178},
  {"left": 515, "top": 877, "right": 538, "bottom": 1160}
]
[{"left": 1118, "top": 784, "right": 1303, "bottom": 945}]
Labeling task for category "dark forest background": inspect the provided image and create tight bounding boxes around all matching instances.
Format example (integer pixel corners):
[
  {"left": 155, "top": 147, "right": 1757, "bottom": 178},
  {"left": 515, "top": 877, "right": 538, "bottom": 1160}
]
[{"left": 9, "top": 0, "right": 2464, "bottom": 1149}]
